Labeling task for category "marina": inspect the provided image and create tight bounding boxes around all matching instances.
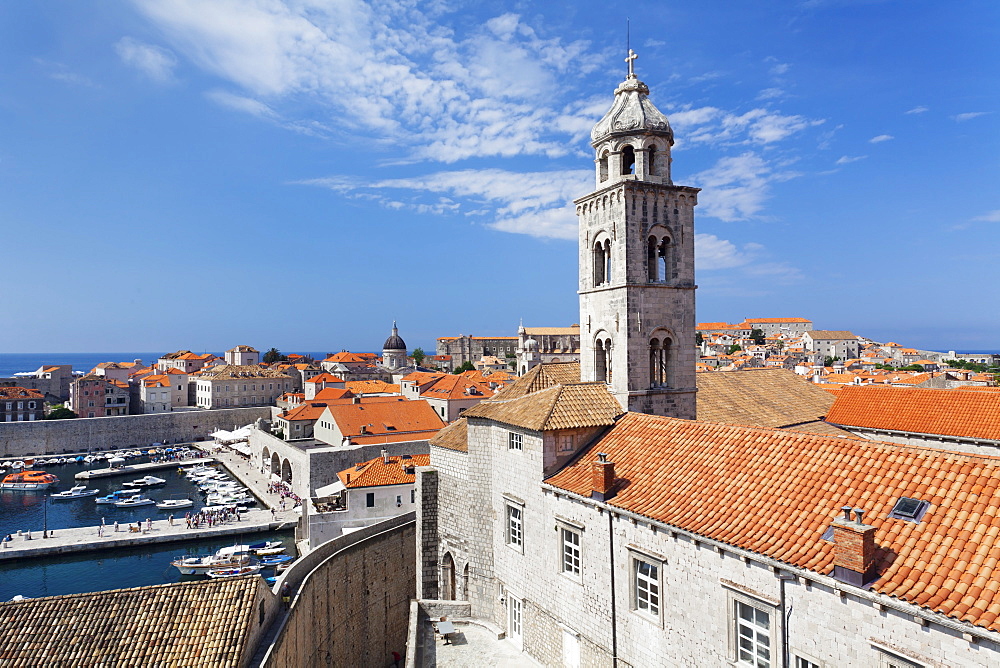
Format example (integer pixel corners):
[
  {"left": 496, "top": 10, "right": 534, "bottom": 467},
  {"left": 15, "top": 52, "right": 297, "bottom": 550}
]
[{"left": 74, "top": 458, "right": 214, "bottom": 480}]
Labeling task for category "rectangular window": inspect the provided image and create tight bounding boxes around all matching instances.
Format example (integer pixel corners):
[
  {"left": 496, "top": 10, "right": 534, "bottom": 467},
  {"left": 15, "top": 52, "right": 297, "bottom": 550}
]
[
  {"left": 366, "top": 492, "right": 375, "bottom": 508},
  {"left": 735, "top": 601, "right": 771, "bottom": 668},
  {"left": 634, "top": 558, "right": 659, "bottom": 617},
  {"left": 561, "top": 527, "right": 581, "bottom": 576},
  {"left": 506, "top": 503, "right": 523, "bottom": 550},
  {"left": 795, "top": 657, "right": 821, "bottom": 668},
  {"left": 410, "top": 489, "right": 415, "bottom": 504},
  {"left": 877, "top": 650, "right": 923, "bottom": 668},
  {"left": 508, "top": 431, "right": 523, "bottom": 451}
]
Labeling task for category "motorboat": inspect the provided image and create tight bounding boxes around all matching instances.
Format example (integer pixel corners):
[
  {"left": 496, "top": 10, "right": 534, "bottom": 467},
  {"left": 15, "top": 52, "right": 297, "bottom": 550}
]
[
  {"left": 50, "top": 485, "right": 100, "bottom": 499},
  {"left": 171, "top": 547, "right": 257, "bottom": 575},
  {"left": 1, "top": 471, "right": 59, "bottom": 490},
  {"left": 95, "top": 489, "right": 134, "bottom": 504},
  {"left": 206, "top": 564, "right": 262, "bottom": 578},
  {"left": 114, "top": 494, "right": 156, "bottom": 508},
  {"left": 122, "top": 475, "right": 166, "bottom": 488},
  {"left": 260, "top": 554, "right": 294, "bottom": 565},
  {"left": 156, "top": 498, "right": 194, "bottom": 510}
]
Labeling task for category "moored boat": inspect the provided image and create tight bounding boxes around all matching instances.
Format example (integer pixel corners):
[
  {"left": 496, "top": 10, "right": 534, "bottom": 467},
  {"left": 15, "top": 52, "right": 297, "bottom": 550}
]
[
  {"left": 50, "top": 485, "right": 100, "bottom": 499},
  {"left": 122, "top": 475, "right": 166, "bottom": 488},
  {"left": 114, "top": 494, "right": 156, "bottom": 508},
  {"left": 156, "top": 498, "right": 194, "bottom": 510},
  {"left": 95, "top": 489, "right": 133, "bottom": 504},
  {"left": 1, "top": 470, "right": 59, "bottom": 490},
  {"left": 171, "top": 546, "right": 258, "bottom": 575},
  {"left": 206, "top": 564, "right": 262, "bottom": 578}
]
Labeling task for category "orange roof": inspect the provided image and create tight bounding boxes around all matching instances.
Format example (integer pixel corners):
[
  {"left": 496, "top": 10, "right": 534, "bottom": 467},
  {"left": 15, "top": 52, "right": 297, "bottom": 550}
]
[
  {"left": 307, "top": 372, "right": 345, "bottom": 384},
  {"left": 744, "top": 317, "right": 812, "bottom": 324},
  {"left": 696, "top": 322, "right": 735, "bottom": 330},
  {"left": 344, "top": 380, "right": 400, "bottom": 395},
  {"left": 401, "top": 371, "right": 448, "bottom": 385},
  {"left": 325, "top": 399, "right": 445, "bottom": 439},
  {"left": 0, "top": 387, "right": 44, "bottom": 400},
  {"left": 143, "top": 375, "right": 170, "bottom": 388},
  {"left": 338, "top": 454, "right": 430, "bottom": 488},
  {"left": 827, "top": 386, "right": 1000, "bottom": 441},
  {"left": 546, "top": 412, "right": 1000, "bottom": 633},
  {"left": 280, "top": 402, "right": 330, "bottom": 422},
  {"left": 313, "top": 387, "right": 352, "bottom": 401},
  {"left": 323, "top": 352, "right": 370, "bottom": 363},
  {"left": 420, "top": 375, "right": 495, "bottom": 401}
]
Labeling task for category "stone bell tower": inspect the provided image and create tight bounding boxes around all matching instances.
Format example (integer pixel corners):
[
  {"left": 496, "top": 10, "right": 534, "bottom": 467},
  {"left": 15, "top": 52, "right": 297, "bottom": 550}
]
[{"left": 577, "top": 50, "right": 698, "bottom": 419}]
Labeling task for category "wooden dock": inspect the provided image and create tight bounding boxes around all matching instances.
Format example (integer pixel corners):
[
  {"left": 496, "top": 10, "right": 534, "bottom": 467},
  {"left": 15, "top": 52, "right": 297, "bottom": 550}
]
[{"left": 75, "top": 458, "right": 215, "bottom": 480}]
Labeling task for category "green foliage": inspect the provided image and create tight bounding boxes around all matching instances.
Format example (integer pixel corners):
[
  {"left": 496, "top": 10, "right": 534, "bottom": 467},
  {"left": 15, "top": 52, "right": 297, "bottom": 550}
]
[
  {"left": 453, "top": 361, "right": 476, "bottom": 374},
  {"left": 695, "top": 331, "right": 704, "bottom": 346},
  {"left": 263, "top": 348, "right": 288, "bottom": 364},
  {"left": 45, "top": 406, "right": 77, "bottom": 420},
  {"left": 943, "top": 358, "right": 992, "bottom": 373},
  {"left": 750, "top": 328, "right": 766, "bottom": 346},
  {"left": 727, "top": 344, "right": 742, "bottom": 354},
  {"left": 273, "top": 429, "right": 285, "bottom": 440},
  {"left": 823, "top": 356, "right": 841, "bottom": 366},
  {"left": 411, "top": 347, "right": 426, "bottom": 365}
]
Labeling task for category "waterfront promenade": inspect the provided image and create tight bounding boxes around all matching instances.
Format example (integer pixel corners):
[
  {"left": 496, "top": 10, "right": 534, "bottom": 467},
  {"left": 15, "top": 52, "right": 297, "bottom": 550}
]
[
  {"left": 0, "top": 443, "right": 301, "bottom": 562},
  {"left": 75, "top": 457, "right": 214, "bottom": 480}
]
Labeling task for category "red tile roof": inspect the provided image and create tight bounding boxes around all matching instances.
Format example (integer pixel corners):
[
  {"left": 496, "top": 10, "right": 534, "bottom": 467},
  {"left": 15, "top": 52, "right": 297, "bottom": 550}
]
[
  {"left": 546, "top": 412, "right": 1000, "bottom": 633},
  {"left": 312, "top": 387, "right": 352, "bottom": 401},
  {"left": 344, "top": 380, "right": 400, "bottom": 395},
  {"left": 326, "top": 399, "right": 445, "bottom": 439},
  {"left": 0, "top": 387, "right": 44, "bottom": 400},
  {"left": 826, "top": 386, "right": 1000, "bottom": 441},
  {"left": 338, "top": 454, "right": 430, "bottom": 488}
]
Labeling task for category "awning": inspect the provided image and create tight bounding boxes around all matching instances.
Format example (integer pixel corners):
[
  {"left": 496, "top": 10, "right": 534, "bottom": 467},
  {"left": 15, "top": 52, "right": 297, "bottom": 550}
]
[
  {"left": 314, "top": 480, "right": 345, "bottom": 497},
  {"left": 228, "top": 443, "right": 252, "bottom": 456}
]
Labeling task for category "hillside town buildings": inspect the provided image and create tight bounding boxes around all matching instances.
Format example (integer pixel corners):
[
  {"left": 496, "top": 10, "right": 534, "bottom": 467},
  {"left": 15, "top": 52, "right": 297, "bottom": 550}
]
[{"left": 0, "top": 387, "right": 45, "bottom": 422}]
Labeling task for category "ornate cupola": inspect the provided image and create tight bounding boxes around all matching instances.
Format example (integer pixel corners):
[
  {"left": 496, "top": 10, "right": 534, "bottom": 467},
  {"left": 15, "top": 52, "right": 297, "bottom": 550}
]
[
  {"left": 576, "top": 50, "right": 699, "bottom": 420},
  {"left": 382, "top": 321, "right": 407, "bottom": 370},
  {"left": 590, "top": 50, "right": 674, "bottom": 188}
]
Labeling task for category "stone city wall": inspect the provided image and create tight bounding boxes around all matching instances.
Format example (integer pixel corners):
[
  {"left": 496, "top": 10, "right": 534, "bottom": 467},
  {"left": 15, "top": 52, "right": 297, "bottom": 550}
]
[
  {"left": 257, "top": 513, "right": 415, "bottom": 668},
  {"left": 0, "top": 407, "right": 271, "bottom": 458}
]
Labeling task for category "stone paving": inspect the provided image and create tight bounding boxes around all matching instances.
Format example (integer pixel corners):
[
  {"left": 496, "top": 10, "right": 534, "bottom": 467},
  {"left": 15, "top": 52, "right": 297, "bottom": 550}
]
[{"left": 435, "top": 623, "right": 541, "bottom": 667}]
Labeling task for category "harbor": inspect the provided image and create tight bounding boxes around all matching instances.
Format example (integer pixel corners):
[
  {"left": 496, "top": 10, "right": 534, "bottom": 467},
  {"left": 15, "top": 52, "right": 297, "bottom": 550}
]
[{"left": 0, "top": 441, "right": 302, "bottom": 599}]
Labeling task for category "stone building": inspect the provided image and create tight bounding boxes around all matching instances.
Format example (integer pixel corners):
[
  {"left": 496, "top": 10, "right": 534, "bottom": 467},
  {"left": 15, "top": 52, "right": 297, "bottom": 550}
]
[
  {"left": 436, "top": 334, "right": 519, "bottom": 370},
  {"left": 382, "top": 321, "right": 408, "bottom": 370},
  {"left": 224, "top": 345, "right": 259, "bottom": 366},
  {"left": 0, "top": 387, "right": 45, "bottom": 422},
  {"left": 515, "top": 324, "right": 581, "bottom": 376},
  {"left": 803, "top": 330, "right": 860, "bottom": 360},
  {"left": 191, "top": 365, "right": 292, "bottom": 409},
  {"left": 418, "top": 363, "right": 1000, "bottom": 667},
  {"left": 136, "top": 369, "right": 188, "bottom": 414},
  {"left": 0, "top": 364, "right": 73, "bottom": 402},
  {"left": 744, "top": 316, "right": 813, "bottom": 338},
  {"left": 156, "top": 350, "right": 216, "bottom": 374},
  {"left": 69, "top": 374, "right": 130, "bottom": 417},
  {"left": 576, "top": 55, "right": 697, "bottom": 418}
]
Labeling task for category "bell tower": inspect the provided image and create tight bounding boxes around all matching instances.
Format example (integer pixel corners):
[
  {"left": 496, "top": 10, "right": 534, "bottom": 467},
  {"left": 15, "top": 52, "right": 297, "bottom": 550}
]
[{"left": 577, "top": 50, "right": 698, "bottom": 419}]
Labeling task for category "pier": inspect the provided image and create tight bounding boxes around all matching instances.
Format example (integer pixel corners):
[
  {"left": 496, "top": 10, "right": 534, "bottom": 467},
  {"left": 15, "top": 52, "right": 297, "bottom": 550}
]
[
  {"left": 74, "top": 458, "right": 215, "bottom": 480},
  {"left": 0, "top": 507, "right": 296, "bottom": 561}
]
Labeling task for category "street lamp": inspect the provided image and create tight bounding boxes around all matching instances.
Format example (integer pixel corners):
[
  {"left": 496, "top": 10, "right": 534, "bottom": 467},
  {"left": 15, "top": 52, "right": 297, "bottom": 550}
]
[{"left": 43, "top": 495, "right": 49, "bottom": 539}]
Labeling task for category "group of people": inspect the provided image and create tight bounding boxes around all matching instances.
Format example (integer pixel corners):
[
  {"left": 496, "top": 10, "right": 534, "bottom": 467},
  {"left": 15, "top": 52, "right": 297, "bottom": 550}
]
[
  {"left": 97, "top": 517, "right": 152, "bottom": 536},
  {"left": 267, "top": 481, "right": 302, "bottom": 509},
  {"left": 182, "top": 507, "right": 241, "bottom": 529}
]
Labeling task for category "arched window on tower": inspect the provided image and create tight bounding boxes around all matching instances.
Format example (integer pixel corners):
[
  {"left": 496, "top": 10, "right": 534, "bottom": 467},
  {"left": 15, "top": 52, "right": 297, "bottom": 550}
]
[
  {"left": 658, "top": 237, "right": 671, "bottom": 282},
  {"left": 649, "top": 336, "right": 672, "bottom": 387},
  {"left": 595, "top": 340, "right": 607, "bottom": 383},
  {"left": 593, "top": 241, "right": 606, "bottom": 286},
  {"left": 621, "top": 145, "right": 635, "bottom": 175},
  {"left": 648, "top": 145, "right": 657, "bottom": 176},
  {"left": 647, "top": 236, "right": 658, "bottom": 282},
  {"left": 649, "top": 338, "right": 660, "bottom": 387},
  {"left": 599, "top": 151, "right": 609, "bottom": 182},
  {"left": 604, "top": 239, "right": 612, "bottom": 284}
]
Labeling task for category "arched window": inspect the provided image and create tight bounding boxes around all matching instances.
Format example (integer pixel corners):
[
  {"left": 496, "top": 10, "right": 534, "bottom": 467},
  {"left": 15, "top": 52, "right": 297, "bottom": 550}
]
[
  {"left": 649, "top": 336, "right": 672, "bottom": 387},
  {"left": 649, "top": 338, "right": 660, "bottom": 386},
  {"left": 658, "top": 238, "right": 671, "bottom": 282},
  {"left": 647, "top": 145, "right": 657, "bottom": 176},
  {"left": 647, "top": 236, "right": 658, "bottom": 281},
  {"left": 442, "top": 552, "right": 456, "bottom": 600},
  {"left": 599, "top": 151, "right": 609, "bottom": 182},
  {"left": 596, "top": 338, "right": 609, "bottom": 383},
  {"left": 604, "top": 239, "right": 612, "bottom": 284},
  {"left": 621, "top": 145, "right": 635, "bottom": 175},
  {"left": 593, "top": 241, "right": 606, "bottom": 286}
]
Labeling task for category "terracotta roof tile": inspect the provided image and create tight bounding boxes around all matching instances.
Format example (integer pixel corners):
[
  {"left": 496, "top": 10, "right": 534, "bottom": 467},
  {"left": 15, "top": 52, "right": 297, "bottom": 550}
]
[
  {"left": 430, "top": 418, "right": 468, "bottom": 452},
  {"left": 344, "top": 380, "right": 400, "bottom": 395},
  {"left": 546, "top": 413, "right": 1000, "bottom": 633},
  {"left": 827, "top": 386, "right": 1000, "bottom": 441},
  {"left": 0, "top": 387, "right": 44, "bottom": 400},
  {"left": 463, "top": 382, "right": 622, "bottom": 431},
  {"left": 325, "top": 398, "right": 445, "bottom": 439},
  {"left": 696, "top": 369, "right": 837, "bottom": 430},
  {"left": 0, "top": 578, "right": 262, "bottom": 666},
  {"left": 338, "top": 454, "right": 430, "bottom": 488},
  {"left": 490, "top": 362, "right": 581, "bottom": 401}
]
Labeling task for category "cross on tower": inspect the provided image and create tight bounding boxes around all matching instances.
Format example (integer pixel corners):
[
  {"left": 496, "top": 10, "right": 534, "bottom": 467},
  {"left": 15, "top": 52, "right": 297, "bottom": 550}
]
[{"left": 625, "top": 49, "right": 638, "bottom": 78}]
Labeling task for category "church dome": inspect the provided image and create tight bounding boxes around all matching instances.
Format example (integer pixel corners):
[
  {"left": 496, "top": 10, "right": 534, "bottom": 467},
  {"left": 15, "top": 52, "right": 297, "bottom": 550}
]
[
  {"left": 591, "top": 75, "right": 673, "bottom": 147},
  {"left": 383, "top": 322, "right": 406, "bottom": 351}
]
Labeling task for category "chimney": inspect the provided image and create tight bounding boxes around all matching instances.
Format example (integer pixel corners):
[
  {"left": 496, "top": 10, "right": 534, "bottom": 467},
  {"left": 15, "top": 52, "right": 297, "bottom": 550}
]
[
  {"left": 382, "top": 449, "right": 389, "bottom": 464},
  {"left": 353, "top": 397, "right": 361, "bottom": 404},
  {"left": 831, "top": 506, "right": 878, "bottom": 587},
  {"left": 590, "top": 453, "right": 616, "bottom": 502}
]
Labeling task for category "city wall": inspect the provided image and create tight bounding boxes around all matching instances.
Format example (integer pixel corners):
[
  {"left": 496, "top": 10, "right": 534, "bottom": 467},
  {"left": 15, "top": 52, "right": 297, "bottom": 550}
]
[
  {"left": 255, "top": 513, "right": 416, "bottom": 668},
  {"left": 0, "top": 407, "right": 271, "bottom": 458}
]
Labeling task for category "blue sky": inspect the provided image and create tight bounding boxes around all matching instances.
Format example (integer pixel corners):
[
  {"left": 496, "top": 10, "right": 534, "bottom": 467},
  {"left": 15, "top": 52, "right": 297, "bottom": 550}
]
[{"left": 1, "top": 0, "right": 997, "bottom": 354}]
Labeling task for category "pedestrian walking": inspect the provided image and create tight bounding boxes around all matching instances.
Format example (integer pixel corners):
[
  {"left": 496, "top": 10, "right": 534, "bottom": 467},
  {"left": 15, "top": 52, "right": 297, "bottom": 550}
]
[
  {"left": 114, "top": 521, "right": 119, "bottom": 533},
  {"left": 281, "top": 582, "right": 292, "bottom": 607},
  {"left": 168, "top": 514, "right": 174, "bottom": 527},
  {"left": 146, "top": 517, "right": 152, "bottom": 532}
]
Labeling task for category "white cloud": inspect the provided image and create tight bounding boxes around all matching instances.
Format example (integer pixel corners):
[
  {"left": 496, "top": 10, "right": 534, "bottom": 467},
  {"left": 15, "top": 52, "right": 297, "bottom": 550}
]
[
  {"left": 756, "top": 87, "right": 784, "bottom": 101},
  {"left": 690, "top": 153, "right": 797, "bottom": 221},
  {"left": 973, "top": 210, "right": 1000, "bottom": 223},
  {"left": 34, "top": 59, "right": 98, "bottom": 87},
  {"left": 836, "top": 155, "right": 867, "bottom": 165},
  {"left": 205, "top": 90, "right": 275, "bottom": 118},
  {"left": 869, "top": 134, "right": 894, "bottom": 143},
  {"left": 695, "top": 234, "right": 801, "bottom": 281},
  {"left": 115, "top": 37, "right": 177, "bottom": 83},
  {"left": 953, "top": 111, "right": 991, "bottom": 122},
  {"left": 905, "top": 106, "right": 928, "bottom": 114},
  {"left": 669, "top": 106, "right": 824, "bottom": 146}
]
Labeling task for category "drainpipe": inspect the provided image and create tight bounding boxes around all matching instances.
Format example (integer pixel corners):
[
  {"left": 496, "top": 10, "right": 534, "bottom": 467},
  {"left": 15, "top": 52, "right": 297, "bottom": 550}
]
[
  {"left": 777, "top": 571, "right": 796, "bottom": 668},
  {"left": 608, "top": 509, "right": 618, "bottom": 667}
]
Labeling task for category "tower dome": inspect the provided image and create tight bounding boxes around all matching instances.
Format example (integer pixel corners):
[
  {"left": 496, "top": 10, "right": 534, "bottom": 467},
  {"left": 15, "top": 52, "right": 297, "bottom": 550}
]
[
  {"left": 590, "top": 53, "right": 673, "bottom": 148},
  {"left": 382, "top": 321, "right": 406, "bottom": 351}
]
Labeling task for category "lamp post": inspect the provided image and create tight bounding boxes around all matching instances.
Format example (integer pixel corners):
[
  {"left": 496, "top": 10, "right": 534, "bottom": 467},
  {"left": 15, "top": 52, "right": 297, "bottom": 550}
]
[{"left": 43, "top": 494, "right": 49, "bottom": 539}]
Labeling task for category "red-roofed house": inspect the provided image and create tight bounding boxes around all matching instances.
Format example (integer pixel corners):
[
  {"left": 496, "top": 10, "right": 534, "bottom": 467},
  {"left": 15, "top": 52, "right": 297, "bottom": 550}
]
[
  {"left": 0, "top": 387, "right": 45, "bottom": 421},
  {"left": 313, "top": 397, "right": 444, "bottom": 447}
]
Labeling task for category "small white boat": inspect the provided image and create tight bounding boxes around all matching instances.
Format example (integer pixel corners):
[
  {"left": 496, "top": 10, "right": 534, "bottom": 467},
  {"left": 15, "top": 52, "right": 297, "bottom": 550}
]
[
  {"left": 171, "top": 546, "right": 257, "bottom": 574},
  {"left": 50, "top": 485, "right": 100, "bottom": 499},
  {"left": 122, "top": 475, "right": 167, "bottom": 488},
  {"left": 156, "top": 498, "right": 194, "bottom": 510},
  {"left": 206, "top": 564, "right": 262, "bottom": 578},
  {"left": 96, "top": 490, "right": 133, "bottom": 504},
  {"left": 114, "top": 494, "right": 156, "bottom": 508}
]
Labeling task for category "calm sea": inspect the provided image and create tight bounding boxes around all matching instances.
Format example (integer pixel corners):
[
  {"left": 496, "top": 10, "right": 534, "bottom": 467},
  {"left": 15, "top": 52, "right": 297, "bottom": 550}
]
[{"left": 0, "top": 352, "right": 335, "bottom": 378}]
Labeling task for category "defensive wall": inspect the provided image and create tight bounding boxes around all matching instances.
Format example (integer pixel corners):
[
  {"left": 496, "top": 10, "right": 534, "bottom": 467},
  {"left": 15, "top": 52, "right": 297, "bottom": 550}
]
[
  {"left": 0, "top": 407, "right": 271, "bottom": 458},
  {"left": 253, "top": 512, "right": 416, "bottom": 668}
]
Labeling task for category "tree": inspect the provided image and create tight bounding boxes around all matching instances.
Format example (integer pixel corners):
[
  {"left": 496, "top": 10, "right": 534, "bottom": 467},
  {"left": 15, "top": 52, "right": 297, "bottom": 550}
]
[
  {"left": 411, "top": 347, "right": 426, "bottom": 366},
  {"left": 45, "top": 405, "right": 77, "bottom": 420},
  {"left": 263, "top": 348, "right": 287, "bottom": 364},
  {"left": 824, "top": 356, "right": 841, "bottom": 367},
  {"left": 453, "top": 361, "right": 476, "bottom": 374},
  {"left": 750, "top": 328, "right": 765, "bottom": 346},
  {"left": 695, "top": 331, "right": 704, "bottom": 346},
  {"left": 727, "top": 344, "right": 742, "bottom": 354}
]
